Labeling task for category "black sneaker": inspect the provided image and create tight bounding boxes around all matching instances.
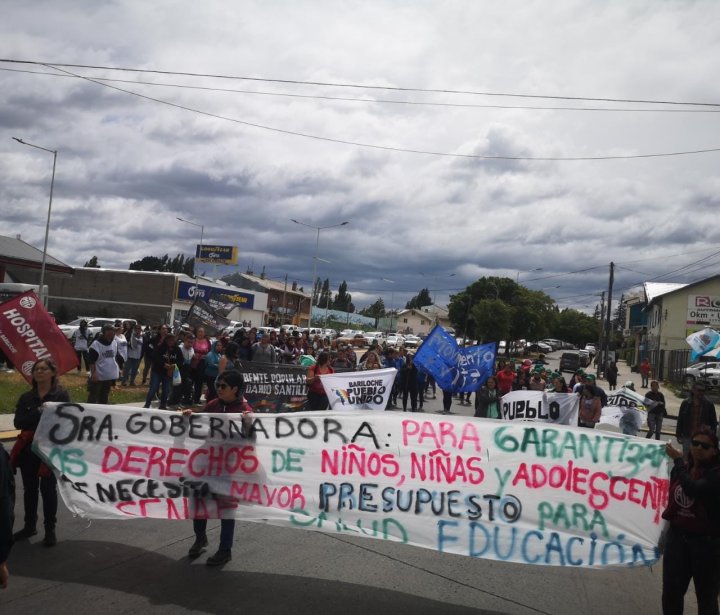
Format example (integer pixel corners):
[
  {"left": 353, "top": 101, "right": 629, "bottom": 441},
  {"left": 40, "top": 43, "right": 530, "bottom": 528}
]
[
  {"left": 13, "top": 527, "right": 37, "bottom": 540},
  {"left": 188, "top": 535, "right": 208, "bottom": 558},
  {"left": 206, "top": 549, "right": 232, "bottom": 566},
  {"left": 44, "top": 529, "right": 57, "bottom": 547}
]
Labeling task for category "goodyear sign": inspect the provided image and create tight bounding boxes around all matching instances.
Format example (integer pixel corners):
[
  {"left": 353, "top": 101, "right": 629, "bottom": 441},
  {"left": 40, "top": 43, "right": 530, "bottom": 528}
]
[
  {"left": 176, "top": 281, "right": 254, "bottom": 309},
  {"left": 195, "top": 244, "right": 238, "bottom": 264}
]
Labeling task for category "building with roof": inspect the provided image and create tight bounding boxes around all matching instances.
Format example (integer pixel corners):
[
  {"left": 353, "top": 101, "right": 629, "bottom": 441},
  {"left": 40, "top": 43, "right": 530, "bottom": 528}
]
[
  {"left": 42, "top": 268, "right": 267, "bottom": 326},
  {"left": 0, "top": 233, "right": 74, "bottom": 284},
  {"left": 391, "top": 305, "right": 453, "bottom": 336},
  {"left": 623, "top": 275, "right": 720, "bottom": 379},
  {"left": 223, "top": 271, "right": 311, "bottom": 326}
]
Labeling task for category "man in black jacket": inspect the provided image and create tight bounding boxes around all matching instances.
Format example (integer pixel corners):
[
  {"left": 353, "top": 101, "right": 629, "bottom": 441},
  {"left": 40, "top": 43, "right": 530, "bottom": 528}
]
[
  {"left": 0, "top": 446, "right": 15, "bottom": 589},
  {"left": 676, "top": 383, "right": 718, "bottom": 457}
]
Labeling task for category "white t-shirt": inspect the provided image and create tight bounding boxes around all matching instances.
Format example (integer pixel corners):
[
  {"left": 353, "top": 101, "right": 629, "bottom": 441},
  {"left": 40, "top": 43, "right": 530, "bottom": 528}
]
[{"left": 89, "top": 339, "right": 120, "bottom": 381}]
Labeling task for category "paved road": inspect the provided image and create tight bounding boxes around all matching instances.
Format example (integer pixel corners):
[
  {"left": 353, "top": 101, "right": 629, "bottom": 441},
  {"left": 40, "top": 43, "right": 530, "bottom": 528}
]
[
  {"left": 0, "top": 445, "right": 687, "bottom": 615},
  {"left": 0, "top": 356, "right": 701, "bottom": 614}
]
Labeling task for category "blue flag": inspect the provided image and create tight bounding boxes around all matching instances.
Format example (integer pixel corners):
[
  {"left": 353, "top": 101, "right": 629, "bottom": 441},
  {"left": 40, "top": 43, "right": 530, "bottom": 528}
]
[{"left": 414, "top": 325, "right": 496, "bottom": 393}]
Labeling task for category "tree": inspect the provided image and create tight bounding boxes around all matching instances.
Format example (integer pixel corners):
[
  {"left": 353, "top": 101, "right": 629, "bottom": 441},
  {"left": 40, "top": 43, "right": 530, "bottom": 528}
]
[
  {"left": 83, "top": 255, "right": 100, "bottom": 268},
  {"left": 312, "top": 277, "right": 322, "bottom": 306},
  {"left": 471, "top": 299, "right": 512, "bottom": 343},
  {"left": 405, "top": 288, "right": 432, "bottom": 310},
  {"left": 332, "top": 280, "right": 353, "bottom": 312},
  {"left": 129, "top": 253, "right": 194, "bottom": 276},
  {"left": 448, "top": 276, "right": 555, "bottom": 342},
  {"left": 551, "top": 309, "right": 601, "bottom": 347},
  {"left": 360, "top": 297, "right": 386, "bottom": 325},
  {"left": 318, "top": 279, "right": 331, "bottom": 309}
]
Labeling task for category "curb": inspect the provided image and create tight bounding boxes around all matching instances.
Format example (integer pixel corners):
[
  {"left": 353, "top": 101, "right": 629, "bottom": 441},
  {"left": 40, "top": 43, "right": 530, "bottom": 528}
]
[{"left": 0, "top": 430, "right": 19, "bottom": 443}]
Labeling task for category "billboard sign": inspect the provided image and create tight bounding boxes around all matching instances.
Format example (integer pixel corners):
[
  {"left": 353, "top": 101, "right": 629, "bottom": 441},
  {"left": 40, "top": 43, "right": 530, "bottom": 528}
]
[
  {"left": 195, "top": 245, "right": 238, "bottom": 264},
  {"left": 176, "top": 280, "right": 254, "bottom": 310}
]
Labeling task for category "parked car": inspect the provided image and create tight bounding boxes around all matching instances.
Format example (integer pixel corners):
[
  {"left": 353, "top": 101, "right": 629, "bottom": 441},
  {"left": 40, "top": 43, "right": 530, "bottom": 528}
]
[
  {"left": 682, "top": 362, "right": 720, "bottom": 388},
  {"left": 403, "top": 335, "right": 421, "bottom": 349},
  {"left": 541, "top": 339, "right": 563, "bottom": 351},
  {"left": 525, "top": 341, "right": 553, "bottom": 354},
  {"left": 59, "top": 317, "right": 122, "bottom": 340},
  {"left": 363, "top": 331, "right": 385, "bottom": 345},
  {"left": 577, "top": 349, "right": 591, "bottom": 366},
  {"left": 386, "top": 334, "right": 405, "bottom": 347}
]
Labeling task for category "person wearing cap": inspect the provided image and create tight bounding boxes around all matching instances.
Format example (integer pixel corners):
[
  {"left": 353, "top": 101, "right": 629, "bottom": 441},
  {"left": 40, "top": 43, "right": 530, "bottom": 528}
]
[
  {"left": 528, "top": 366, "right": 546, "bottom": 391},
  {"left": 87, "top": 324, "right": 122, "bottom": 404},
  {"left": 584, "top": 373, "right": 608, "bottom": 407},
  {"left": 676, "top": 382, "right": 717, "bottom": 457}
]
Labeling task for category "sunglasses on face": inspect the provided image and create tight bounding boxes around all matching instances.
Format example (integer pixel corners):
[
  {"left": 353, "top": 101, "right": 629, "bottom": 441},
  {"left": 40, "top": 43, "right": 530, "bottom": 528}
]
[{"left": 691, "top": 440, "right": 715, "bottom": 450}]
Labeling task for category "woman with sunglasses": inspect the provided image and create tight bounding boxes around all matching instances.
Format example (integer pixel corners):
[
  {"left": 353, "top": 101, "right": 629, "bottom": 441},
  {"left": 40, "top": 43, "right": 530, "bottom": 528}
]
[
  {"left": 183, "top": 370, "right": 253, "bottom": 566},
  {"left": 11, "top": 359, "right": 70, "bottom": 546},
  {"left": 662, "top": 427, "right": 720, "bottom": 614}
]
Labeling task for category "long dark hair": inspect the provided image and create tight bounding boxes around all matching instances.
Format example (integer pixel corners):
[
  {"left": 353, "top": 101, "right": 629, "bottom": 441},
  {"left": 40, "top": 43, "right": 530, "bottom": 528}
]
[
  {"left": 316, "top": 351, "right": 330, "bottom": 367},
  {"left": 224, "top": 341, "right": 240, "bottom": 362}
]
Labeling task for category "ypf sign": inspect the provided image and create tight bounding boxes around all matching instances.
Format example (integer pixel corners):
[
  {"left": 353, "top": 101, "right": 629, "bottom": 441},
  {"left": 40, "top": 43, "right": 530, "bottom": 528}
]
[
  {"left": 687, "top": 295, "right": 720, "bottom": 326},
  {"left": 0, "top": 291, "right": 79, "bottom": 383}
]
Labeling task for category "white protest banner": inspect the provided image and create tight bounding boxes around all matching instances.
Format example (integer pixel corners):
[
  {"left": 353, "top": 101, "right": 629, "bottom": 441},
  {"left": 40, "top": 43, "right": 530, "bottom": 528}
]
[
  {"left": 321, "top": 368, "right": 397, "bottom": 410},
  {"left": 500, "top": 390, "right": 579, "bottom": 425},
  {"left": 35, "top": 403, "right": 670, "bottom": 568},
  {"left": 599, "top": 387, "right": 652, "bottom": 429}
]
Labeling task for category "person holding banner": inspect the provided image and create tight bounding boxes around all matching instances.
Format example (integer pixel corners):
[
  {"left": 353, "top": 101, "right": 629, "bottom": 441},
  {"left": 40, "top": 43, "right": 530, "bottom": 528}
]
[
  {"left": 474, "top": 376, "right": 500, "bottom": 418},
  {"left": 12, "top": 359, "right": 70, "bottom": 546},
  {"left": 182, "top": 370, "right": 253, "bottom": 566},
  {"left": 662, "top": 427, "right": 720, "bottom": 614},
  {"left": 306, "top": 351, "right": 334, "bottom": 410},
  {"left": 578, "top": 384, "right": 602, "bottom": 429}
]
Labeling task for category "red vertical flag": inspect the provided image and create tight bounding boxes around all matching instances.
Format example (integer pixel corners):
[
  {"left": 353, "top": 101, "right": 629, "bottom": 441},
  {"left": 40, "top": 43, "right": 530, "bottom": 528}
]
[{"left": 0, "top": 291, "right": 79, "bottom": 383}]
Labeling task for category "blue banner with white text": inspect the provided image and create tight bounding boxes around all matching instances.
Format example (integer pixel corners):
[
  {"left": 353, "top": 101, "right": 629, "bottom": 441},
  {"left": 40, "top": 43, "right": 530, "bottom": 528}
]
[{"left": 414, "top": 325, "right": 496, "bottom": 393}]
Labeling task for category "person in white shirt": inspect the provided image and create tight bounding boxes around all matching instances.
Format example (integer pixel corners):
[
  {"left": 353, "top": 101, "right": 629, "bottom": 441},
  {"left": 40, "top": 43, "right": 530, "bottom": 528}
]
[
  {"left": 87, "top": 325, "right": 121, "bottom": 404},
  {"left": 121, "top": 323, "right": 144, "bottom": 386}
]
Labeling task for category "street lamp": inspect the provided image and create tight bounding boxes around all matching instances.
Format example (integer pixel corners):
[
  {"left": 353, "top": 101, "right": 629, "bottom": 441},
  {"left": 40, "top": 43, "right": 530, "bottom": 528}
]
[
  {"left": 176, "top": 217, "right": 204, "bottom": 291},
  {"left": 12, "top": 137, "right": 57, "bottom": 306},
  {"left": 516, "top": 267, "right": 543, "bottom": 283},
  {"left": 291, "top": 218, "right": 349, "bottom": 329}
]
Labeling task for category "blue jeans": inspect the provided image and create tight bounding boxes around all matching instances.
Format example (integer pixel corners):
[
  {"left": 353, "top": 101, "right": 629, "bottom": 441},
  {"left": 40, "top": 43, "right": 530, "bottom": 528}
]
[
  {"left": 144, "top": 370, "right": 171, "bottom": 408},
  {"left": 193, "top": 518, "right": 235, "bottom": 551},
  {"left": 121, "top": 357, "right": 141, "bottom": 385}
]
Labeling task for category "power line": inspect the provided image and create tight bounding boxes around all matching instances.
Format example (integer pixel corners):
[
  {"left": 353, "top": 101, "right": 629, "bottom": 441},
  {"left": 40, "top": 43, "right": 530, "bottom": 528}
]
[
  {"left": 4, "top": 66, "right": 720, "bottom": 114},
  {"left": 3, "top": 58, "right": 720, "bottom": 108},
  {"left": 31, "top": 63, "right": 720, "bottom": 162}
]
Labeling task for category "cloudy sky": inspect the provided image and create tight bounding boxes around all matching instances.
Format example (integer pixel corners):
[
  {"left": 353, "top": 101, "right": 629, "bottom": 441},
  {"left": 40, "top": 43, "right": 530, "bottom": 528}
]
[{"left": 2, "top": 0, "right": 720, "bottom": 315}]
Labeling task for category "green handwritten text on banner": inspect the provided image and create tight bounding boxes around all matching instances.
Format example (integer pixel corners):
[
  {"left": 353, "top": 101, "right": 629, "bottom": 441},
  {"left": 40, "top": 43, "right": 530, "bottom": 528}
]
[{"left": 34, "top": 403, "right": 669, "bottom": 567}]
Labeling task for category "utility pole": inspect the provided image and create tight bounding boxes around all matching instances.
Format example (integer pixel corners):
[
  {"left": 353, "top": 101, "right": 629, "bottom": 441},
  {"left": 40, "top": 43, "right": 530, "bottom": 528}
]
[
  {"left": 282, "top": 274, "right": 288, "bottom": 326},
  {"left": 596, "top": 291, "right": 605, "bottom": 378},
  {"left": 602, "top": 262, "right": 615, "bottom": 375}
]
